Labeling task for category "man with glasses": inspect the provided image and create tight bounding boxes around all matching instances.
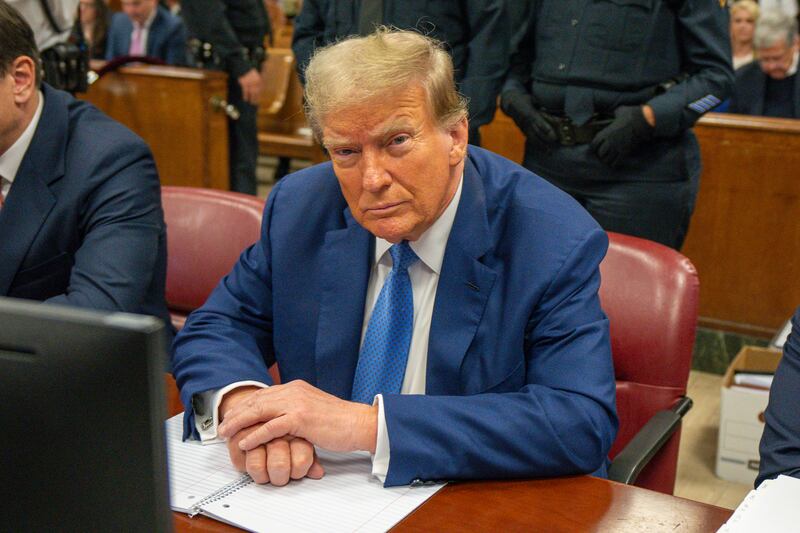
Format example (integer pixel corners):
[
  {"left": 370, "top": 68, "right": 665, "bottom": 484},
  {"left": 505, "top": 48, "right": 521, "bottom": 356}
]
[{"left": 730, "top": 10, "right": 800, "bottom": 117}]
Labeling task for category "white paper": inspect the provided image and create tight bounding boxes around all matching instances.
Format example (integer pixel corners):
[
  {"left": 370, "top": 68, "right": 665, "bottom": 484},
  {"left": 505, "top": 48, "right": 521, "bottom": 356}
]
[
  {"left": 165, "top": 414, "right": 444, "bottom": 532},
  {"left": 718, "top": 475, "right": 800, "bottom": 532}
]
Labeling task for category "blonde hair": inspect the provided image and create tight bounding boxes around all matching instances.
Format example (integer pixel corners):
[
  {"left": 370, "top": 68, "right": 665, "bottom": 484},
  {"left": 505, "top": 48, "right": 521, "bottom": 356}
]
[
  {"left": 303, "top": 27, "right": 468, "bottom": 141},
  {"left": 730, "top": 0, "right": 760, "bottom": 21}
]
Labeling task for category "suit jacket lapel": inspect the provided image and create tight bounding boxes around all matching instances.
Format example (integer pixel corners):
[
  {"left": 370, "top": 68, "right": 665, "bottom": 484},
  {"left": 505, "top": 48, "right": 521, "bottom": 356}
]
[
  {"left": 147, "top": 10, "right": 164, "bottom": 57},
  {"left": 0, "top": 86, "right": 63, "bottom": 294},
  {"left": 426, "top": 157, "right": 497, "bottom": 395},
  {"left": 314, "top": 208, "right": 372, "bottom": 399}
]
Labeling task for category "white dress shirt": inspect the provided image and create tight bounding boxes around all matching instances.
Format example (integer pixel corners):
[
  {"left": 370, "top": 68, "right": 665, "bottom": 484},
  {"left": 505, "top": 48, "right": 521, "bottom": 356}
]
[
  {"left": 7, "top": 0, "right": 79, "bottom": 51},
  {"left": 0, "top": 92, "right": 44, "bottom": 200},
  {"left": 194, "top": 175, "right": 464, "bottom": 482}
]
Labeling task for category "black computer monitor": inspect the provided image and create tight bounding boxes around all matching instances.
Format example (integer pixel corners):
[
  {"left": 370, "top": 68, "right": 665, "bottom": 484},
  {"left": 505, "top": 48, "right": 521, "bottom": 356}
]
[{"left": 0, "top": 297, "right": 172, "bottom": 532}]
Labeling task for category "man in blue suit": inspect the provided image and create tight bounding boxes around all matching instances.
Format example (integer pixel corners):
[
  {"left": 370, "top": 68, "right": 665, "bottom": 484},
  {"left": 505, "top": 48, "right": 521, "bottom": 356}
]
[
  {"left": 0, "top": 2, "right": 170, "bottom": 329},
  {"left": 757, "top": 306, "right": 800, "bottom": 485},
  {"left": 105, "top": 0, "right": 187, "bottom": 65},
  {"left": 172, "top": 29, "right": 618, "bottom": 487}
]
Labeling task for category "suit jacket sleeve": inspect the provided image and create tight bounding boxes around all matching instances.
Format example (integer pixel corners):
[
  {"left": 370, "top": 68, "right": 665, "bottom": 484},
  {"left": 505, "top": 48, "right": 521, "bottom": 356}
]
[
  {"left": 501, "top": 1, "right": 535, "bottom": 96},
  {"left": 382, "top": 228, "right": 617, "bottom": 486},
  {"left": 647, "top": 0, "right": 734, "bottom": 137},
  {"left": 291, "top": 0, "right": 327, "bottom": 84},
  {"left": 757, "top": 306, "right": 800, "bottom": 486},
  {"left": 44, "top": 136, "right": 165, "bottom": 314},
  {"left": 172, "top": 182, "right": 281, "bottom": 440},
  {"left": 104, "top": 13, "right": 126, "bottom": 60},
  {"left": 458, "top": 0, "right": 509, "bottom": 129}
]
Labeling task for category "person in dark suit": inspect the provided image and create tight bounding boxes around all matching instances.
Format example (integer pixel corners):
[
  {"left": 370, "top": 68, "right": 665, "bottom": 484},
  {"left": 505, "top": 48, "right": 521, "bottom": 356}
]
[
  {"left": 172, "top": 29, "right": 617, "bottom": 488},
  {"left": 0, "top": 2, "right": 171, "bottom": 331},
  {"left": 730, "top": 10, "right": 800, "bottom": 118},
  {"left": 757, "top": 306, "right": 800, "bottom": 486},
  {"left": 105, "top": 0, "right": 187, "bottom": 65},
  {"left": 291, "top": 0, "right": 509, "bottom": 146}
]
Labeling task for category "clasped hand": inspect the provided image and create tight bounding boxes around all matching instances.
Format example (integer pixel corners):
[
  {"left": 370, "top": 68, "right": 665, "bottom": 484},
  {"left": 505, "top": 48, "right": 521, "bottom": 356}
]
[{"left": 218, "top": 381, "right": 379, "bottom": 486}]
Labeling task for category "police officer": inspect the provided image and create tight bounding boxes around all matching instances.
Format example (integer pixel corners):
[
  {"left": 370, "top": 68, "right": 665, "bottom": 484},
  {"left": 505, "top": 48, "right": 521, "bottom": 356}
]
[
  {"left": 501, "top": 0, "right": 734, "bottom": 250},
  {"left": 180, "top": 0, "right": 271, "bottom": 195},
  {"left": 291, "top": 0, "right": 508, "bottom": 146}
]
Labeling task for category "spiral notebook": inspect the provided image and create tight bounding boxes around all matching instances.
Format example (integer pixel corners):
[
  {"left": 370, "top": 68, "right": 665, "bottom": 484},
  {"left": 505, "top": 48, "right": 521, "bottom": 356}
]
[{"left": 165, "top": 414, "right": 445, "bottom": 532}]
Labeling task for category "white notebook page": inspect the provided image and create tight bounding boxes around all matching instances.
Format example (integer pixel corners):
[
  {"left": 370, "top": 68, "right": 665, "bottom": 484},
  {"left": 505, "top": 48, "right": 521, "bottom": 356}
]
[{"left": 165, "top": 414, "right": 445, "bottom": 532}]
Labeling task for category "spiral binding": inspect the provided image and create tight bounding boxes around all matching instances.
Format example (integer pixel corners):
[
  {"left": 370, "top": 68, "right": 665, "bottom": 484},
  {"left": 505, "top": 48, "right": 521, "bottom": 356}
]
[{"left": 188, "top": 474, "right": 253, "bottom": 517}]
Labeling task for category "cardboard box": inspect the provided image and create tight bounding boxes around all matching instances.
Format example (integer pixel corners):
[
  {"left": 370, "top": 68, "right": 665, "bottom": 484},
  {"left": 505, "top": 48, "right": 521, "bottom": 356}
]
[{"left": 716, "top": 346, "right": 782, "bottom": 485}]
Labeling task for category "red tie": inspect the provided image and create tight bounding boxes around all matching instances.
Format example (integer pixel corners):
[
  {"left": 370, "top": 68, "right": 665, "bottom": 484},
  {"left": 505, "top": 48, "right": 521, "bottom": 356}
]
[{"left": 0, "top": 177, "right": 5, "bottom": 209}]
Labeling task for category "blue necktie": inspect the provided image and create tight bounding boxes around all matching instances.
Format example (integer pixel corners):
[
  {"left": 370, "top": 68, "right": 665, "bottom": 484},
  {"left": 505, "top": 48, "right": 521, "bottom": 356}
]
[{"left": 351, "top": 241, "right": 419, "bottom": 404}]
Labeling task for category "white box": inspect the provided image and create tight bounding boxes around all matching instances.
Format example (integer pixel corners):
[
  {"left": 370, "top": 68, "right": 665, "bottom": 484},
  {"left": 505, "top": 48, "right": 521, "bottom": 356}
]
[{"left": 716, "top": 346, "right": 782, "bottom": 485}]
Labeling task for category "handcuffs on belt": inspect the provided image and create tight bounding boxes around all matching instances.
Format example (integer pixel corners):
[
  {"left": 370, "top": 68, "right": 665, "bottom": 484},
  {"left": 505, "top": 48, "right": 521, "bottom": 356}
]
[
  {"left": 188, "top": 39, "right": 266, "bottom": 71},
  {"left": 536, "top": 109, "right": 613, "bottom": 146}
]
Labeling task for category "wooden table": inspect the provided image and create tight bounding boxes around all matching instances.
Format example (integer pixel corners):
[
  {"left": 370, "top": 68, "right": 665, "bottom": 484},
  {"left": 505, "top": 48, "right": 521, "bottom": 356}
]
[{"left": 173, "top": 475, "right": 733, "bottom": 532}]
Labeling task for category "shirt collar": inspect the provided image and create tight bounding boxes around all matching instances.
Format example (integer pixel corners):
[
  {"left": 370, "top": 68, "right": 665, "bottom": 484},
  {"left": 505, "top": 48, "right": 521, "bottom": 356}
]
[
  {"left": 136, "top": 7, "right": 158, "bottom": 30},
  {"left": 789, "top": 50, "right": 799, "bottom": 77},
  {"left": 0, "top": 90, "right": 44, "bottom": 185},
  {"left": 373, "top": 174, "right": 464, "bottom": 275}
]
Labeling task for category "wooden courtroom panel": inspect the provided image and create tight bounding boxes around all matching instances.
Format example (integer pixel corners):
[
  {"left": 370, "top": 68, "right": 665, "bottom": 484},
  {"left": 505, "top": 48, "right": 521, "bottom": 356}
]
[
  {"left": 684, "top": 113, "right": 800, "bottom": 334},
  {"left": 173, "top": 476, "right": 732, "bottom": 532},
  {"left": 82, "top": 65, "right": 231, "bottom": 190},
  {"left": 257, "top": 48, "right": 327, "bottom": 164},
  {"left": 481, "top": 110, "right": 800, "bottom": 335}
]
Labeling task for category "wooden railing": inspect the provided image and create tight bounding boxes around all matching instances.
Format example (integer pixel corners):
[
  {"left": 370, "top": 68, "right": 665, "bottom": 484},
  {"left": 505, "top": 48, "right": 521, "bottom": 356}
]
[{"left": 81, "top": 64, "right": 231, "bottom": 190}]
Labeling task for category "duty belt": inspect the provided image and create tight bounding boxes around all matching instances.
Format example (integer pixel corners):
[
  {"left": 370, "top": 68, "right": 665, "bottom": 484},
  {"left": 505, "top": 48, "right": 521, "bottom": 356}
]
[{"left": 537, "top": 109, "right": 613, "bottom": 146}]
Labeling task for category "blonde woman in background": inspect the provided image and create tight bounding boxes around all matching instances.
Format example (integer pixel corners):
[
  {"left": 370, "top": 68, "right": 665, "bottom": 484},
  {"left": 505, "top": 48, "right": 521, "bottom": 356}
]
[{"left": 731, "top": 0, "right": 760, "bottom": 69}]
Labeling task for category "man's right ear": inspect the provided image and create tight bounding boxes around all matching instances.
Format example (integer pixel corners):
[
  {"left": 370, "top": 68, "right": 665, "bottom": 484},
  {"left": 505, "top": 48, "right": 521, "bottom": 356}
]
[{"left": 11, "top": 56, "right": 37, "bottom": 104}]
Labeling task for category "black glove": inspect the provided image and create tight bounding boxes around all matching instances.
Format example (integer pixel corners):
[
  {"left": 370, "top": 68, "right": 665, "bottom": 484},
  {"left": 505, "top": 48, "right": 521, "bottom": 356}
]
[
  {"left": 590, "top": 105, "right": 654, "bottom": 167},
  {"left": 500, "top": 91, "right": 557, "bottom": 149}
]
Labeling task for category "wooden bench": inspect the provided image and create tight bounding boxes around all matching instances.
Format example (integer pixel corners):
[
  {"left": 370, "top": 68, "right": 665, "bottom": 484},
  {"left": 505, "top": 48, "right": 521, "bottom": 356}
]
[
  {"left": 481, "top": 111, "right": 800, "bottom": 336},
  {"left": 257, "top": 48, "right": 327, "bottom": 170}
]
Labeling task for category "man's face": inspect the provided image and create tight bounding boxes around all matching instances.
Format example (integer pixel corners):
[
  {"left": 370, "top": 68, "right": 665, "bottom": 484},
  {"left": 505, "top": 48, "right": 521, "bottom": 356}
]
[
  {"left": 322, "top": 85, "right": 468, "bottom": 243},
  {"left": 121, "top": 0, "right": 156, "bottom": 25},
  {"left": 757, "top": 36, "right": 799, "bottom": 80}
]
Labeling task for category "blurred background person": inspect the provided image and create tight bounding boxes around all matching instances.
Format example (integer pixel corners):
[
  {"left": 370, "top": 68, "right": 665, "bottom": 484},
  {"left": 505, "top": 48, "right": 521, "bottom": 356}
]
[
  {"left": 180, "top": 0, "right": 271, "bottom": 195},
  {"left": 106, "top": 0, "right": 187, "bottom": 65},
  {"left": 73, "top": 0, "right": 111, "bottom": 60},
  {"left": 731, "top": 0, "right": 760, "bottom": 70},
  {"left": 729, "top": 10, "right": 800, "bottom": 117}
]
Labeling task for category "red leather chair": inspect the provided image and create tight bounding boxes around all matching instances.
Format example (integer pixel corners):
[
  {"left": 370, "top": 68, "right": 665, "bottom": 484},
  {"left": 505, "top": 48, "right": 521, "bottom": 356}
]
[
  {"left": 601, "top": 232, "right": 699, "bottom": 495},
  {"left": 162, "top": 186, "right": 265, "bottom": 330},
  {"left": 162, "top": 187, "right": 277, "bottom": 416}
]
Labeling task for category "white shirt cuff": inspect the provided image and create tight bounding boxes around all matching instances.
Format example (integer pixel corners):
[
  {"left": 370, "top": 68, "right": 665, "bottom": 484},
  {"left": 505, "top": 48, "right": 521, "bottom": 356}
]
[
  {"left": 193, "top": 380, "right": 269, "bottom": 444},
  {"left": 371, "top": 394, "right": 390, "bottom": 482}
]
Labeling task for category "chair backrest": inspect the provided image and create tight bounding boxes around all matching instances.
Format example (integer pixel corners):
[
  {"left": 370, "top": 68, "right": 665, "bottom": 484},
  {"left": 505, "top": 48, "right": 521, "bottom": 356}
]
[
  {"left": 162, "top": 186, "right": 265, "bottom": 329},
  {"left": 599, "top": 232, "right": 699, "bottom": 494}
]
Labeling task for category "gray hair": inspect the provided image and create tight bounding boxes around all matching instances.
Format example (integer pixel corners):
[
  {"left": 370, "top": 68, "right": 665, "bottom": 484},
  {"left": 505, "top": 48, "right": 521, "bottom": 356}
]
[
  {"left": 754, "top": 10, "right": 798, "bottom": 49},
  {"left": 303, "top": 27, "right": 468, "bottom": 142}
]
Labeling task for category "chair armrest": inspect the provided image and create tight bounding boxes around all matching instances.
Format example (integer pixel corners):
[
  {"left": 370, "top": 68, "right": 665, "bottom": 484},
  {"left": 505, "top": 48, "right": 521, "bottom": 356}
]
[{"left": 607, "top": 396, "right": 693, "bottom": 485}]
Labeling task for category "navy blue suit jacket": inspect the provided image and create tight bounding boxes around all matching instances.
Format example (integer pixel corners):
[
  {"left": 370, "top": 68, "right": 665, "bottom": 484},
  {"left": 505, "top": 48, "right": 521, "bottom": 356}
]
[
  {"left": 758, "top": 306, "right": 800, "bottom": 486},
  {"left": 729, "top": 62, "right": 800, "bottom": 118},
  {"left": 0, "top": 85, "right": 171, "bottom": 331},
  {"left": 106, "top": 6, "right": 187, "bottom": 65},
  {"left": 172, "top": 147, "right": 618, "bottom": 486}
]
